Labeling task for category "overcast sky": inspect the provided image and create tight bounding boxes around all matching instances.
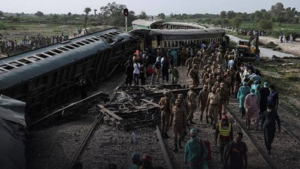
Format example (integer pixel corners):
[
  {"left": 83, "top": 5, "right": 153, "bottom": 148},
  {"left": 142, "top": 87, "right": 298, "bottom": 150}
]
[{"left": 0, "top": 0, "right": 299, "bottom": 15}]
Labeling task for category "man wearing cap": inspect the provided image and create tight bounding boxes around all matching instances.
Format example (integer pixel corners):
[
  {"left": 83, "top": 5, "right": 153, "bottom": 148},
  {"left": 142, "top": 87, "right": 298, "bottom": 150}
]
[
  {"left": 244, "top": 89, "right": 260, "bottom": 130},
  {"left": 192, "top": 55, "right": 201, "bottom": 70},
  {"left": 184, "top": 129, "right": 208, "bottom": 169},
  {"left": 129, "top": 152, "right": 141, "bottom": 169},
  {"left": 185, "top": 57, "right": 193, "bottom": 77},
  {"left": 189, "top": 64, "right": 199, "bottom": 87},
  {"left": 260, "top": 82, "right": 270, "bottom": 117},
  {"left": 140, "top": 154, "right": 154, "bottom": 169},
  {"left": 206, "top": 86, "right": 221, "bottom": 129},
  {"left": 237, "top": 82, "right": 251, "bottom": 118},
  {"left": 172, "top": 99, "right": 186, "bottom": 152},
  {"left": 198, "top": 85, "right": 209, "bottom": 122},
  {"left": 187, "top": 86, "right": 197, "bottom": 125},
  {"left": 159, "top": 91, "right": 173, "bottom": 138},
  {"left": 217, "top": 83, "right": 229, "bottom": 120},
  {"left": 215, "top": 115, "right": 233, "bottom": 166}
]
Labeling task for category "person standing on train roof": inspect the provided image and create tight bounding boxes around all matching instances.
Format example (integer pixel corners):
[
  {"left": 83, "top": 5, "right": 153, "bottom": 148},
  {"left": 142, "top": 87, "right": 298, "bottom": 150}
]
[
  {"left": 133, "top": 60, "right": 141, "bottom": 86},
  {"left": 261, "top": 104, "right": 281, "bottom": 155}
]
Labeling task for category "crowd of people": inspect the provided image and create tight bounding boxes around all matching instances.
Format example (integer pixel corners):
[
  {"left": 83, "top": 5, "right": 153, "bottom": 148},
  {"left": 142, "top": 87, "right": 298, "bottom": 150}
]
[
  {"left": 279, "top": 34, "right": 294, "bottom": 43},
  {"left": 0, "top": 33, "right": 69, "bottom": 56},
  {"left": 124, "top": 42, "right": 281, "bottom": 169}
]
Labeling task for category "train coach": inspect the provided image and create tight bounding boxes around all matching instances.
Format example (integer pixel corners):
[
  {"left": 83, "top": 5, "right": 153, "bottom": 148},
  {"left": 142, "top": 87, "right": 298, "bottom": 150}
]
[{"left": 0, "top": 27, "right": 139, "bottom": 122}]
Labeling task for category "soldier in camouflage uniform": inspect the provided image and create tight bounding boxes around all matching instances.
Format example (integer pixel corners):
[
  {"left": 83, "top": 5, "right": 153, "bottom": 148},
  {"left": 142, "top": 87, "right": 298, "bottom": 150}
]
[
  {"left": 217, "top": 83, "right": 229, "bottom": 120},
  {"left": 159, "top": 91, "right": 173, "bottom": 139},
  {"left": 206, "top": 86, "right": 221, "bottom": 129},
  {"left": 172, "top": 99, "right": 186, "bottom": 152},
  {"left": 198, "top": 85, "right": 210, "bottom": 122},
  {"left": 170, "top": 65, "right": 179, "bottom": 84},
  {"left": 178, "top": 94, "right": 188, "bottom": 133},
  {"left": 224, "top": 70, "right": 232, "bottom": 96},
  {"left": 189, "top": 64, "right": 199, "bottom": 87},
  {"left": 185, "top": 57, "right": 193, "bottom": 77},
  {"left": 187, "top": 86, "right": 197, "bottom": 125},
  {"left": 192, "top": 54, "right": 201, "bottom": 69}
]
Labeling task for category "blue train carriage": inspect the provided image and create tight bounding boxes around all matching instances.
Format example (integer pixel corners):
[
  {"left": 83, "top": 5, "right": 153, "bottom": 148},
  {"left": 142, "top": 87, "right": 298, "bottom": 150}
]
[
  {"left": 0, "top": 27, "right": 139, "bottom": 121},
  {"left": 130, "top": 28, "right": 229, "bottom": 54}
]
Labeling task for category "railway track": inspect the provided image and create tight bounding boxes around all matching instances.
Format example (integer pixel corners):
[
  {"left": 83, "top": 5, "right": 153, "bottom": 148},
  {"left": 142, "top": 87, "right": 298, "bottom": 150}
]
[{"left": 226, "top": 98, "right": 300, "bottom": 169}]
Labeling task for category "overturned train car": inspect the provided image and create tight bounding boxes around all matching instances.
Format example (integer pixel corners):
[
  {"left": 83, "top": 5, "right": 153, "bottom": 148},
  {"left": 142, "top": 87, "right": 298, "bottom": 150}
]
[{"left": 0, "top": 27, "right": 139, "bottom": 122}]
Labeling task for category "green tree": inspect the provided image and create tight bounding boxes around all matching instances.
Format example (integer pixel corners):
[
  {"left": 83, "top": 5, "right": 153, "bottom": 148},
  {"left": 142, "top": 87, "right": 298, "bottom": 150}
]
[
  {"left": 220, "top": 11, "right": 227, "bottom": 19},
  {"left": 222, "top": 19, "right": 230, "bottom": 27},
  {"left": 231, "top": 17, "right": 243, "bottom": 32},
  {"left": 158, "top": 13, "right": 165, "bottom": 20},
  {"left": 270, "top": 2, "right": 285, "bottom": 16},
  {"left": 67, "top": 12, "right": 72, "bottom": 17},
  {"left": 83, "top": 7, "right": 91, "bottom": 29},
  {"left": 259, "top": 19, "right": 273, "bottom": 30},
  {"left": 35, "top": 11, "right": 44, "bottom": 17},
  {"left": 139, "top": 11, "right": 147, "bottom": 19},
  {"left": 227, "top": 11, "right": 236, "bottom": 19},
  {"left": 0, "top": 11, "right": 4, "bottom": 17}
]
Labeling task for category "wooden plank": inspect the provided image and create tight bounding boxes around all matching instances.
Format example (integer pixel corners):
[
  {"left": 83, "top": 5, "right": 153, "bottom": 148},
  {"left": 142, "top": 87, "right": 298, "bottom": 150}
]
[{"left": 97, "top": 104, "right": 123, "bottom": 121}]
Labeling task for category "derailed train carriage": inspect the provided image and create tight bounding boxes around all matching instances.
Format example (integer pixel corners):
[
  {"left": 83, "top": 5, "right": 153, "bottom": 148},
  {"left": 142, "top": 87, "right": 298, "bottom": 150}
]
[
  {"left": 0, "top": 27, "right": 139, "bottom": 122},
  {"left": 131, "top": 28, "right": 229, "bottom": 53}
]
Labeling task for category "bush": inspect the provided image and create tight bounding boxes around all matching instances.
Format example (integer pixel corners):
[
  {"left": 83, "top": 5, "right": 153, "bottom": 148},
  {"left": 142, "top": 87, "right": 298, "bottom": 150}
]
[{"left": 259, "top": 20, "right": 273, "bottom": 30}]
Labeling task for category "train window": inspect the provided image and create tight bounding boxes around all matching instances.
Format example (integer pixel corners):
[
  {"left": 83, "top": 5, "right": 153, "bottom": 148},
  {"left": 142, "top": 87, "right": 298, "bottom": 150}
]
[
  {"left": 18, "top": 59, "right": 32, "bottom": 64},
  {"left": 45, "top": 51, "right": 56, "bottom": 56},
  {"left": 99, "top": 35, "right": 107, "bottom": 40},
  {"left": 0, "top": 69, "right": 6, "bottom": 74},
  {"left": 0, "top": 64, "right": 15, "bottom": 70},
  {"left": 70, "top": 44, "right": 80, "bottom": 48},
  {"left": 91, "top": 38, "right": 100, "bottom": 41},
  {"left": 64, "top": 45, "right": 74, "bottom": 50},
  {"left": 76, "top": 42, "right": 85, "bottom": 46},
  {"left": 105, "top": 34, "right": 113, "bottom": 38},
  {"left": 37, "top": 53, "right": 50, "bottom": 58},
  {"left": 58, "top": 47, "right": 69, "bottom": 51},
  {"left": 9, "top": 62, "right": 24, "bottom": 67},
  {"left": 81, "top": 40, "right": 90, "bottom": 44},
  {"left": 28, "top": 56, "right": 41, "bottom": 61},
  {"left": 52, "top": 49, "right": 63, "bottom": 53},
  {"left": 86, "top": 39, "right": 95, "bottom": 43}
]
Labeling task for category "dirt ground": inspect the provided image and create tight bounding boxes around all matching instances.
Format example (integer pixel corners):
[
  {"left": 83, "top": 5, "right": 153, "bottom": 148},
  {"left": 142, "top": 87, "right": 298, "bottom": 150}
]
[{"left": 259, "top": 36, "right": 300, "bottom": 57}]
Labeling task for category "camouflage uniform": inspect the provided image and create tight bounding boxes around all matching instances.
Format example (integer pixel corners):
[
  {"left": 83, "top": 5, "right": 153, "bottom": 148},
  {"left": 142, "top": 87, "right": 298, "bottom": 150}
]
[
  {"left": 198, "top": 86, "right": 209, "bottom": 121},
  {"left": 172, "top": 104, "right": 185, "bottom": 144},
  {"left": 170, "top": 67, "right": 179, "bottom": 84},
  {"left": 185, "top": 58, "right": 193, "bottom": 76},
  {"left": 207, "top": 88, "right": 220, "bottom": 128},
  {"left": 217, "top": 84, "right": 229, "bottom": 118},
  {"left": 189, "top": 65, "right": 199, "bottom": 87},
  {"left": 178, "top": 94, "right": 188, "bottom": 130},
  {"left": 159, "top": 93, "right": 173, "bottom": 137},
  {"left": 187, "top": 88, "right": 197, "bottom": 123},
  {"left": 192, "top": 56, "right": 201, "bottom": 69}
]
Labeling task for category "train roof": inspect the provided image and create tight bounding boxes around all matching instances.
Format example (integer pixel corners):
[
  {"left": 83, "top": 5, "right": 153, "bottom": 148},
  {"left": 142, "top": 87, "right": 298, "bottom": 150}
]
[
  {"left": 131, "top": 28, "right": 225, "bottom": 36},
  {"left": 162, "top": 22, "right": 206, "bottom": 29},
  {"left": 0, "top": 27, "right": 137, "bottom": 90},
  {"left": 132, "top": 19, "right": 164, "bottom": 27}
]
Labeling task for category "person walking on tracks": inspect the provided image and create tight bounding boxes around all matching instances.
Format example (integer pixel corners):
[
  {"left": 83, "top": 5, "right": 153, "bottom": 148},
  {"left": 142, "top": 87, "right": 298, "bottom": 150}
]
[
  {"left": 225, "top": 132, "right": 248, "bottom": 169},
  {"left": 198, "top": 85, "right": 209, "bottom": 122},
  {"left": 206, "top": 86, "right": 221, "bottom": 129},
  {"left": 260, "top": 82, "right": 270, "bottom": 117},
  {"left": 125, "top": 61, "right": 134, "bottom": 87},
  {"left": 261, "top": 104, "right": 281, "bottom": 155},
  {"left": 133, "top": 60, "right": 141, "bottom": 86},
  {"left": 159, "top": 91, "right": 172, "bottom": 139},
  {"left": 170, "top": 65, "right": 179, "bottom": 85},
  {"left": 268, "top": 84, "right": 279, "bottom": 113},
  {"left": 184, "top": 128, "right": 208, "bottom": 169},
  {"left": 172, "top": 99, "right": 186, "bottom": 152},
  {"left": 237, "top": 82, "right": 251, "bottom": 118},
  {"left": 215, "top": 115, "right": 233, "bottom": 166},
  {"left": 178, "top": 94, "right": 188, "bottom": 135},
  {"left": 187, "top": 86, "right": 197, "bottom": 125},
  {"left": 244, "top": 89, "right": 260, "bottom": 130}
]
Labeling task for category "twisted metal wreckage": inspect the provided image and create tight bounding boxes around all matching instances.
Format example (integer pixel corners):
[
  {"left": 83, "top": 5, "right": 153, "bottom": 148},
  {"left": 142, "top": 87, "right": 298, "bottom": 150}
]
[{"left": 97, "top": 84, "right": 202, "bottom": 130}]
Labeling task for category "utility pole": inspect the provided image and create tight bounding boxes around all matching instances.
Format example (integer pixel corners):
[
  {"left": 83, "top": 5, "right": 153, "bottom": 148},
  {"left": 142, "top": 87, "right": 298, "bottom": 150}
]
[{"left": 123, "top": 8, "right": 129, "bottom": 32}]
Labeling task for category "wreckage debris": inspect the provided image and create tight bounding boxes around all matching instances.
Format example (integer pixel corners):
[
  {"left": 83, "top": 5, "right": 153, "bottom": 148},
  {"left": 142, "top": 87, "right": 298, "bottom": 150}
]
[{"left": 98, "top": 84, "right": 202, "bottom": 130}]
